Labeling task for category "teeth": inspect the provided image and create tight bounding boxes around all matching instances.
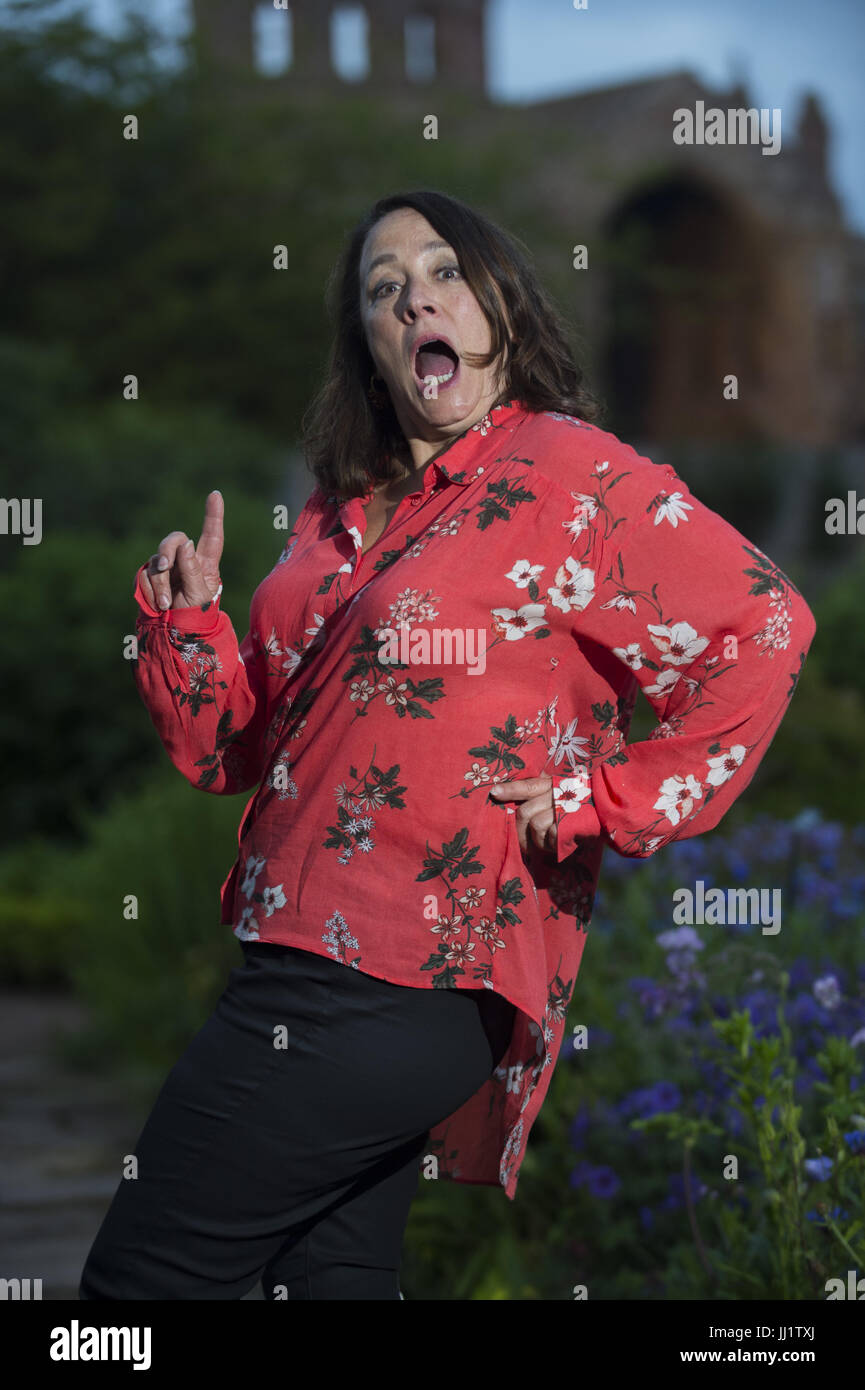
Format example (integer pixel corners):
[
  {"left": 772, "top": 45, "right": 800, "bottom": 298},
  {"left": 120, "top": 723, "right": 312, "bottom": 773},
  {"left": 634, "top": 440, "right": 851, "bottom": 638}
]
[{"left": 435, "top": 370, "right": 454, "bottom": 383}]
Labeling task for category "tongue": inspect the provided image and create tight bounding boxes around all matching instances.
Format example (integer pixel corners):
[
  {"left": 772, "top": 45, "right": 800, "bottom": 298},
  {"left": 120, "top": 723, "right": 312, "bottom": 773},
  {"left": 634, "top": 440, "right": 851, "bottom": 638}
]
[{"left": 416, "top": 346, "right": 455, "bottom": 378}]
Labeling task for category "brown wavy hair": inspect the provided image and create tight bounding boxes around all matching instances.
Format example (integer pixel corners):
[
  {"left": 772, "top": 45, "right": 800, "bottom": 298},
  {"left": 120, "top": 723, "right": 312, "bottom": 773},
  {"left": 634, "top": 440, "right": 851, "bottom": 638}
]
[{"left": 301, "top": 188, "right": 603, "bottom": 501}]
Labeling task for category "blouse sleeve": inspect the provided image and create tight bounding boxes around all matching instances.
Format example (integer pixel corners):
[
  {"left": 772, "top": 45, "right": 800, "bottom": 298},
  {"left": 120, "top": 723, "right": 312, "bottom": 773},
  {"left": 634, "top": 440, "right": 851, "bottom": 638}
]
[
  {"left": 549, "top": 471, "right": 817, "bottom": 862},
  {"left": 131, "top": 569, "right": 271, "bottom": 795}
]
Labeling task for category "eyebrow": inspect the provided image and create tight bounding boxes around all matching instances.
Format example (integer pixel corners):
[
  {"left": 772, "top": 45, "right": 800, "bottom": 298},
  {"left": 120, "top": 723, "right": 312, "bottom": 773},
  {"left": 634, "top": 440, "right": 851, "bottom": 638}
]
[{"left": 364, "top": 239, "right": 452, "bottom": 279}]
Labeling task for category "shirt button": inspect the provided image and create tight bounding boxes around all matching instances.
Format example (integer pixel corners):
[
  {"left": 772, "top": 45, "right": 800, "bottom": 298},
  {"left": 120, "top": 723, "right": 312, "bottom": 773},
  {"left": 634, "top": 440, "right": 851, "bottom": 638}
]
[{"left": 410, "top": 495, "right": 421, "bottom": 505}]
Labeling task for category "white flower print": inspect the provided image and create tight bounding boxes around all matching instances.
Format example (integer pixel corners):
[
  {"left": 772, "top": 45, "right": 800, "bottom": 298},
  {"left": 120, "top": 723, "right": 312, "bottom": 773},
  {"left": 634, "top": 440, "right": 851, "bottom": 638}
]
[
  {"left": 491, "top": 604, "right": 547, "bottom": 640},
  {"left": 458, "top": 886, "right": 487, "bottom": 909},
  {"left": 552, "top": 771, "right": 592, "bottom": 814},
  {"left": 705, "top": 744, "right": 746, "bottom": 785},
  {"left": 444, "top": 940, "right": 476, "bottom": 964},
  {"left": 378, "top": 675, "right": 410, "bottom": 706},
  {"left": 612, "top": 642, "right": 645, "bottom": 671},
  {"left": 264, "top": 627, "right": 303, "bottom": 676},
  {"left": 377, "top": 588, "right": 440, "bottom": 632},
  {"left": 475, "top": 918, "right": 505, "bottom": 951},
  {"left": 176, "top": 640, "right": 206, "bottom": 666},
  {"left": 240, "top": 853, "right": 266, "bottom": 900},
  {"left": 643, "top": 668, "right": 681, "bottom": 698},
  {"left": 233, "top": 906, "right": 260, "bottom": 942},
  {"left": 649, "top": 716, "right": 685, "bottom": 739},
  {"left": 464, "top": 762, "right": 491, "bottom": 786},
  {"left": 653, "top": 492, "right": 693, "bottom": 527},
  {"left": 600, "top": 591, "right": 637, "bottom": 614},
  {"left": 563, "top": 492, "right": 598, "bottom": 541},
  {"left": 322, "top": 908, "right": 361, "bottom": 968},
  {"left": 753, "top": 587, "right": 792, "bottom": 658},
  {"left": 547, "top": 557, "right": 596, "bottom": 613},
  {"left": 431, "top": 913, "right": 463, "bottom": 939},
  {"left": 499, "top": 1119, "right": 524, "bottom": 1188},
  {"left": 268, "top": 752, "right": 299, "bottom": 800},
  {"left": 349, "top": 678, "right": 376, "bottom": 703},
  {"left": 548, "top": 717, "right": 590, "bottom": 768},
  {"left": 654, "top": 773, "right": 703, "bottom": 825},
  {"left": 647, "top": 621, "right": 710, "bottom": 665},
  {"left": 260, "top": 883, "right": 287, "bottom": 917},
  {"left": 506, "top": 559, "right": 544, "bottom": 587},
  {"left": 275, "top": 536, "right": 298, "bottom": 566}
]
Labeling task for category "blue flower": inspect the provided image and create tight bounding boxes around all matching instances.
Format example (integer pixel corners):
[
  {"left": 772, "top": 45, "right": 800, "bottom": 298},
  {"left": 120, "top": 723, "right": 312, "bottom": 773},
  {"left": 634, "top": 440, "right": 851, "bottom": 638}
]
[
  {"left": 661, "top": 1171, "right": 706, "bottom": 1210},
  {"left": 639, "top": 1204, "right": 654, "bottom": 1230},
  {"left": 803, "top": 1156, "right": 833, "bottom": 1181},
  {"left": 843, "top": 1130, "right": 865, "bottom": 1154},
  {"left": 568, "top": 1160, "right": 595, "bottom": 1189},
  {"left": 806, "top": 1205, "right": 848, "bottom": 1225},
  {"left": 568, "top": 1107, "right": 591, "bottom": 1151},
  {"left": 649, "top": 1080, "right": 682, "bottom": 1113},
  {"left": 788, "top": 992, "right": 825, "bottom": 1028}
]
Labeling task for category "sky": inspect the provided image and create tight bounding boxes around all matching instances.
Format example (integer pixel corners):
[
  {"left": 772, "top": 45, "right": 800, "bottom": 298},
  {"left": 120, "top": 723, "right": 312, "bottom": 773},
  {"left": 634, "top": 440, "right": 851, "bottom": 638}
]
[{"left": 22, "top": 0, "right": 865, "bottom": 233}]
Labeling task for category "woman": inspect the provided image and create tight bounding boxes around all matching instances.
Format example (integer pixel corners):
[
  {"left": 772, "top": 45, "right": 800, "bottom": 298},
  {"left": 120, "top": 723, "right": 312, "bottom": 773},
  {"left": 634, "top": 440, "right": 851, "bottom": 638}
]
[{"left": 80, "top": 188, "right": 816, "bottom": 1301}]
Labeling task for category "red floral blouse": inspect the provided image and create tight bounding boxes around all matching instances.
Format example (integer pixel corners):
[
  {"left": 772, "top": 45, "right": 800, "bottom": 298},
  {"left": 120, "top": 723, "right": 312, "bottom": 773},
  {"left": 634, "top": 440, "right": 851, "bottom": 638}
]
[{"left": 132, "top": 399, "right": 816, "bottom": 1200}]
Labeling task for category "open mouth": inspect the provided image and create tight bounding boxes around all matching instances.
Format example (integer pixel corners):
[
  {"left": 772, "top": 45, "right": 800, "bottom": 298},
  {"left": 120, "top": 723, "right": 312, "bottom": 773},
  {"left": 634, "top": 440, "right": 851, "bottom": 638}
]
[{"left": 413, "top": 338, "right": 460, "bottom": 388}]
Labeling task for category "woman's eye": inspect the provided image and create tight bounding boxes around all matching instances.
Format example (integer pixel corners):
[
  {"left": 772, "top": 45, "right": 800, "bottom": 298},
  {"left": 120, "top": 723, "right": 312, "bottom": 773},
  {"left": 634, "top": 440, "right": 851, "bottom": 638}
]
[{"left": 373, "top": 265, "right": 460, "bottom": 299}]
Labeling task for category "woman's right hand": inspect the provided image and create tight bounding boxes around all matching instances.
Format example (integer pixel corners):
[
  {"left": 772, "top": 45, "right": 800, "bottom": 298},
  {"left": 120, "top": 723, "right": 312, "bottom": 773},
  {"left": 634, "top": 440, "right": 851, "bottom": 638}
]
[{"left": 140, "top": 490, "right": 224, "bottom": 612}]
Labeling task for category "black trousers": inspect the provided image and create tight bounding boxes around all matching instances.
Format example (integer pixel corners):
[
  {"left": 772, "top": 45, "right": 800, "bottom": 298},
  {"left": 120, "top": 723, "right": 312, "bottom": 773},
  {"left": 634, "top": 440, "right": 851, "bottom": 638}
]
[{"left": 78, "top": 942, "right": 515, "bottom": 1300}]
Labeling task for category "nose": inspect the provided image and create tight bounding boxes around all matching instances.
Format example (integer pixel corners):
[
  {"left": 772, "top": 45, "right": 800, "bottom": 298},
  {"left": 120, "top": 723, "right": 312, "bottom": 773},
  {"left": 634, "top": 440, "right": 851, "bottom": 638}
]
[{"left": 399, "top": 277, "right": 439, "bottom": 321}]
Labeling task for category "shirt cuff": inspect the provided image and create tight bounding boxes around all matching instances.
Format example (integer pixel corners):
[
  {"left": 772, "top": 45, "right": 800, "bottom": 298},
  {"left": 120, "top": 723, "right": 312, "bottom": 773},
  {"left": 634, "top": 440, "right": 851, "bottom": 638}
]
[
  {"left": 133, "top": 562, "right": 223, "bottom": 633},
  {"left": 551, "top": 769, "right": 603, "bottom": 863}
]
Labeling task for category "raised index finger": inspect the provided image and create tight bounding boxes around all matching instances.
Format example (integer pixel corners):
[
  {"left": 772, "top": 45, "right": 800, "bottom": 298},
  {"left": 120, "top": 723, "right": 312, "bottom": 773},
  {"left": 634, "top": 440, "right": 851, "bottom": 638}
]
[{"left": 197, "top": 489, "right": 224, "bottom": 570}]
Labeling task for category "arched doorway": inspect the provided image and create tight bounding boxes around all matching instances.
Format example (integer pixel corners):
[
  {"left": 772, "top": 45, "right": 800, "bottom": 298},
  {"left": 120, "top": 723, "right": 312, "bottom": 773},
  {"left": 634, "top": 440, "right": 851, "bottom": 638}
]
[{"left": 601, "top": 175, "right": 768, "bottom": 443}]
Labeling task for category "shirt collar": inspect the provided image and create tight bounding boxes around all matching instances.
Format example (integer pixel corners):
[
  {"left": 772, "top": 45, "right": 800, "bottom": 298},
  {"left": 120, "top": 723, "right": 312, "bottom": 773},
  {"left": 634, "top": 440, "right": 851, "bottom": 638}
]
[
  {"left": 426, "top": 398, "right": 524, "bottom": 484},
  {"left": 335, "top": 399, "right": 525, "bottom": 532},
  {"left": 356, "top": 398, "right": 524, "bottom": 501}
]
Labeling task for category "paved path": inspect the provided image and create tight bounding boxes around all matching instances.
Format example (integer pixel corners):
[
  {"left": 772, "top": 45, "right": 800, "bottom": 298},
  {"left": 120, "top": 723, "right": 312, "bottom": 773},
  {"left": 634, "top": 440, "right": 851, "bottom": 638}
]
[{"left": 0, "top": 991, "right": 263, "bottom": 1300}]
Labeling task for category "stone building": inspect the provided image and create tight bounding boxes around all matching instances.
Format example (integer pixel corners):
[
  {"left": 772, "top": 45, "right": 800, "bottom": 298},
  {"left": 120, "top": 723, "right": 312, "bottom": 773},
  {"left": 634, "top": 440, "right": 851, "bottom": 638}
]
[{"left": 190, "top": 1, "right": 865, "bottom": 467}]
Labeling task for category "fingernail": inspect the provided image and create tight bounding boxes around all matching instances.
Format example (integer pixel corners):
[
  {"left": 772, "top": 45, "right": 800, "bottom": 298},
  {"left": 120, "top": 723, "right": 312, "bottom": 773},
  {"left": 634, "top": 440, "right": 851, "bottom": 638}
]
[
  {"left": 185, "top": 539, "right": 194, "bottom": 552},
  {"left": 490, "top": 787, "right": 502, "bottom": 796},
  {"left": 156, "top": 556, "right": 168, "bottom": 571},
  {"left": 159, "top": 595, "right": 170, "bottom": 608}
]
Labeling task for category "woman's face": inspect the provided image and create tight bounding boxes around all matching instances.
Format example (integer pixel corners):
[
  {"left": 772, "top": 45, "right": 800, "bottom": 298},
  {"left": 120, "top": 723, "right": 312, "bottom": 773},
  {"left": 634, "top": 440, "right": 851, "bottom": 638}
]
[{"left": 358, "top": 208, "right": 509, "bottom": 449}]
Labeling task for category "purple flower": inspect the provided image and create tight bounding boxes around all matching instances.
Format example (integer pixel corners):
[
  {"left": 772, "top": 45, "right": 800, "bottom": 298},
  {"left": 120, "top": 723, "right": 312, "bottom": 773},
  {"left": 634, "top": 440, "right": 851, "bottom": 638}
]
[
  {"left": 587, "top": 1165, "right": 620, "bottom": 1198},
  {"left": 843, "top": 1130, "right": 865, "bottom": 1154},
  {"left": 627, "top": 976, "right": 669, "bottom": 1019},
  {"left": 656, "top": 926, "right": 704, "bottom": 953},
  {"left": 639, "top": 1205, "right": 654, "bottom": 1230}
]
